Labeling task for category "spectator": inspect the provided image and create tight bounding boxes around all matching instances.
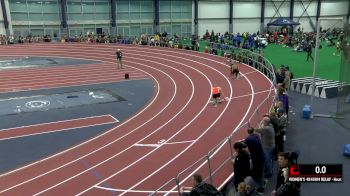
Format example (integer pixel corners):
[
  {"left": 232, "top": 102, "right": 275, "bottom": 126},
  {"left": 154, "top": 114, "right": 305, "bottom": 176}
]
[
  {"left": 274, "top": 152, "right": 290, "bottom": 192},
  {"left": 254, "top": 117, "right": 275, "bottom": 179},
  {"left": 236, "top": 182, "right": 250, "bottom": 196},
  {"left": 264, "top": 111, "right": 281, "bottom": 159},
  {"left": 306, "top": 43, "right": 313, "bottom": 61},
  {"left": 232, "top": 142, "right": 251, "bottom": 191},
  {"left": 272, "top": 152, "right": 301, "bottom": 196},
  {"left": 277, "top": 108, "right": 288, "bottom": 152},
  {"left": 278, "top": 89, "right": 289, "bottom": 116},
  {"left": 275, "top": 168, "right": 301, "bottom": 196},
  {"left": 282, "top": 71, "right": 291, "bottom": 94},
  {"left": 180, "top": 174, "right": 222, "bottom": 196},
  {"left": 244, "top": 127, "right": 265, "bottom": 194}
]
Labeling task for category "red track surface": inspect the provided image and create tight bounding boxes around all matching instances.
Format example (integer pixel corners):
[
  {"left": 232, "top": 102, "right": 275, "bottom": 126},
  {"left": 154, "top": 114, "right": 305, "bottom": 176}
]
[
  {"left": 0, "top": 43, "right": 274, "bottom": 196},
  {"left": 0, "top": 115, "right": 118, "bottom": 141}
]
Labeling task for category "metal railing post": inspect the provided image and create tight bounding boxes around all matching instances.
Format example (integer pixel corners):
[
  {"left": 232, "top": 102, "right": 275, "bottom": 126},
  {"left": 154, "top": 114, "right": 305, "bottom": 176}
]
[
  {"left": 228, "top": 137, "right": 235, "bottom": 172},
  {"left": 175, "top": 177, "right": 181, "bottom": 195},
  {"left": 206, "top": 155, "right": 213, "bottom": 184}
]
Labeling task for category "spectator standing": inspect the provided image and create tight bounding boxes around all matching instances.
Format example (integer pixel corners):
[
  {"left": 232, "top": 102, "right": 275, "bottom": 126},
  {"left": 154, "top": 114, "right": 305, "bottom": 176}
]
[
  {"left": 282, "top": 71, "right": 291, "bottom": 95},
  {"left": 306, "top": 43, "right": 314, "bottom": 61},
  {"left": 272, "top": 152, "right": 301, "bottom": 196},
  {"left": 232, "top": 142, "right": 251, "bottom": 191},
  {"left": 278, "top": 90, "right": 289, "bottom": 116},
  {"left": 254, "top": 117, "right": 275, "bottom": 179},
  {"left": 244, "top": 127, "right": 265, "bottom": 194}
]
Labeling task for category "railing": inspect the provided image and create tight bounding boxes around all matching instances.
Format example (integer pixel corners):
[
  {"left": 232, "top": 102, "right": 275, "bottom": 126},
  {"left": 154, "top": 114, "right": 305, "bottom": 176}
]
[{"left": 149, "top": 46, "right": 277, "bottom": 195}]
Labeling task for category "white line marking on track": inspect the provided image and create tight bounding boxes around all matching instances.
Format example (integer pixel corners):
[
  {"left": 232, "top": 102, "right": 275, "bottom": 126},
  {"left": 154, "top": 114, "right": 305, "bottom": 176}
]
[
  {"left": 107, "top": 115, "right": 119, "bottom": 123},
  {"left": 133, "top": 144, "right": 161, "bottom": 148},
  {"left": 0, "top": 44, "right": 274, "bottom": 196},
  {"left": 0, "top": 76, "right": 149, "bottom": 94},
  {"left": 60, "top": 47, "right": 217, "bottom": 196},
  {"left": 32, "top": 58, "right": 187, "bottom": 196},
  {"left": 112, "top": 48, "right": 236, "bottom": 196},
  {"left": 242, "top": 70, "right": 258, "bottom": 76},
  {"left": 0, "top": 63, "right": 161, "bottom": 192},
  {"left": 7, "top": 45, "right": 242, "bottom": 196},
  {"left": 164, "top": 140, "right": 195, "bottom": 145},
  {"left": 94, "top": 185, "right": 178, "bottom": 194},
  {"left": 0, "top": 114, "right": 117, "bottom": 132},
  {"left": 35, "top": 51, "right": 206, "bottom": 196},
  {"left": 229, "top": 89, "right": 271, "bottom": 99}
]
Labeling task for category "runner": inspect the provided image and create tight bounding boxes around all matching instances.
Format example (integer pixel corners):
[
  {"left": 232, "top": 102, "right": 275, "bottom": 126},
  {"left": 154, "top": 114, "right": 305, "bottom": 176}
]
[
  {"left": 212, "top": 84, "right": 225, "bottom": 107},
  {"left": 116, "top": 49, "right": 123, "bottom": 69}
]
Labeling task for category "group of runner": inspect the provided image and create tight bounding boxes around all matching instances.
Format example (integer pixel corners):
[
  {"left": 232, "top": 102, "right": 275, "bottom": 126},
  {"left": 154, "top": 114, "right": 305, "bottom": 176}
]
[
  {"left": 114, "top": 48, "right": 238, "bottom": 107},
  {"left": 211, "top": 53, "right": 240, "bottom": 107}
]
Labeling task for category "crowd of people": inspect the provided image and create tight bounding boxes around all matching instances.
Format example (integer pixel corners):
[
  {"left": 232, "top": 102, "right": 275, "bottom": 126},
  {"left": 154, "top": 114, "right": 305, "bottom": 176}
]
[
  {"left": 0, "top": 34, "right": 52, "bottom": 45},
  {"left": 230, "top": 85, "right": 293, "bottom": 196},
  {"left": 0, "top": 32, "right": 195, "bottom": 50},
  {"left": 201, "top": 26, "right": 346, "bottom": 59}
]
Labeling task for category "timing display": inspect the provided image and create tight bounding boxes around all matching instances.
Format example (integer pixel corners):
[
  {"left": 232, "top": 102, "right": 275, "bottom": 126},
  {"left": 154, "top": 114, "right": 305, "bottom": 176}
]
[{"left": 288, "top": 164, "right": 342, "bottom": 182}]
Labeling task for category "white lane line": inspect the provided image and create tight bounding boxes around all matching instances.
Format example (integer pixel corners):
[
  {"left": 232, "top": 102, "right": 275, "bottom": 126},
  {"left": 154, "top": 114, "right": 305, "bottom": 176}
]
[
  {"left": 164, "top": 140, "right": 195, "bottom": 145},
  {"left": 0, "top": 64, "right": 139, "bottom": 78},
  {"left": 0, "top": 121, "right": 117, "bottom": 141},
  {"left": 108, "top": 47, "right": 236, "bottom": 196},
  {"left": 242, "top": 70, "right": 258, "bottom": 76},
  {"left": 134, "top": 144, "right": 161, "bottom": 148},
  {"left": 33, "top": 51, "right": 199, "bottom": 196},
  {"left": 33, "top": 47, "right": 213, "bottom": 194},
  {"left": 107, "top": 115, "right": 119, "bottom": 123},
  {"left": 0, "top": 71, "right": 146, "bottom": 86},
  {"left": 134, "top": 49, "right": 254, "bottom": 195},
  {"left": 94, "top": 185, "right": 178, "bottom": 194},
  {"left": 0, "top": 114, "right": 116, "bottom": 132},
  {"left": 7, "top": 45, "right": 240, "bottom": 196},
  {"left": 229, "top": 89, "right": 271, "bottom": 99},
  {"left": 0, "top": 45, "right": 262, "bottom": 194},
  {"left": 0, "top": 77, "right": 149, "bottom": 94},
  {"left": 0, "top": 63, "right": 132, "bottom": 76},
  {"left": 0, "top": 61, "right": 162, "bottom": 193}
]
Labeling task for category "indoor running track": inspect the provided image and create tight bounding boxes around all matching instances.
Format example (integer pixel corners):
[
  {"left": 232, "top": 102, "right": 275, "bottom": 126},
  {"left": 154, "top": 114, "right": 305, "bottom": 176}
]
[{"left": 0, "top": 43, "right": 274, "bottom": 196}]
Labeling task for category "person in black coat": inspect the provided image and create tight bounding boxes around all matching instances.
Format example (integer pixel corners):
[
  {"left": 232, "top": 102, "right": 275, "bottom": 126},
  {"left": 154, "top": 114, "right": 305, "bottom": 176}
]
[
  {"left": 306, "top": 44, "right": 313, "bottom": 62},
  {"left": 233, "top": 142, "right": 251, "bottom": 191},
  {"left": 244, "top": 128, "right": 265, "bottom": 193}
]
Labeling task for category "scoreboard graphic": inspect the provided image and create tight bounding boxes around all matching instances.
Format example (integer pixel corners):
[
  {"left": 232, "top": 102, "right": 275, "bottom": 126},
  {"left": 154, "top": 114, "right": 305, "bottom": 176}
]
[{"left": 288, "top": 164, "right": 342, "bottom": 182}]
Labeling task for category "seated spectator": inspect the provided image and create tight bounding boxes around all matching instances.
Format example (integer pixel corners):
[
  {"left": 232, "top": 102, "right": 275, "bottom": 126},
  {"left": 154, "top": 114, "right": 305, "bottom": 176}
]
[{"left": 180, "top": 173, "right": 222, "bottom": 196}]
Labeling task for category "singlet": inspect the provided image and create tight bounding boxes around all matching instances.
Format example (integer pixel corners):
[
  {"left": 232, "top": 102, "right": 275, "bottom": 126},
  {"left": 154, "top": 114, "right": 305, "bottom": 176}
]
[{"left": 212, "top": 87, "right": 221, "bottom": 94}]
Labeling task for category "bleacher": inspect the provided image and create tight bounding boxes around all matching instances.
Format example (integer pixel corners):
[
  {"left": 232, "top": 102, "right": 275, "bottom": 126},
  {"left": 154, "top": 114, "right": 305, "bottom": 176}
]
[{"left": 291, "top": 77, "right": 350, "bottom": 99}]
